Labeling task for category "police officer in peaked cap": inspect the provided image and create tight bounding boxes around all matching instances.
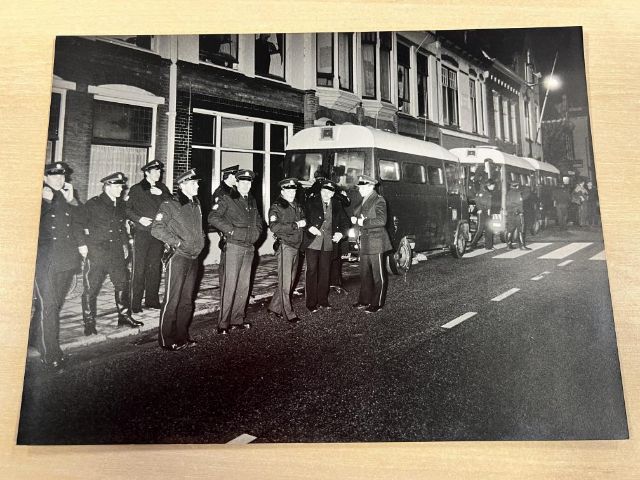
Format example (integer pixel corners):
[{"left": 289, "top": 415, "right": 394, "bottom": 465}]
[
  {"left": 77, "top": 172, "right": 143, "bottom": 335},
  {"left": 211, "top": 164, "right": 239, "bottom": 294}
]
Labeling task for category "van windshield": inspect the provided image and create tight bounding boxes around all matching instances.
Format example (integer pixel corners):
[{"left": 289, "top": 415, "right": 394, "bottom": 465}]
[
  {"left": 333, "top": 151, "right": 365, "bottom": 186},
  {"left": 287, "top": 150, "right": 365, "bottom": 186},
  {"left": 289, "top": 153, "right": 323, "bottom": 181}
]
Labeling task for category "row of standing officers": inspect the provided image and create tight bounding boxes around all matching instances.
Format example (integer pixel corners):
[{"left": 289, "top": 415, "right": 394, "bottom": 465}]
[{"left": 32, "top": 160, "right": 392, "bottom": 368}]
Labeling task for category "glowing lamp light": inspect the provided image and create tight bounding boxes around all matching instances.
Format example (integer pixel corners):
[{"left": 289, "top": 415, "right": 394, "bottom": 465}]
[{"left": 543, "top": 75, "right": 562, "bottom": 91}]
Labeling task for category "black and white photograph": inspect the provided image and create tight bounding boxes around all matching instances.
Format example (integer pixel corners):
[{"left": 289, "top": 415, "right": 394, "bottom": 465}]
[{"left": 17, "top": 27, "right": 628, "bottom": 444}]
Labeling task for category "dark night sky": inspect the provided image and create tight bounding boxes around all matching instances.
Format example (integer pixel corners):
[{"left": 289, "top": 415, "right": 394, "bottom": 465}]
[{"left": 438, "top": 27, "right": 588, "bottom": 116}]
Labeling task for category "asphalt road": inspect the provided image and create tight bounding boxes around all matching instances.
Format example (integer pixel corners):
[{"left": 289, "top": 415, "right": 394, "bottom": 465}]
[{"left": 17, "top": 227, "right": 628, "bottom": 444}]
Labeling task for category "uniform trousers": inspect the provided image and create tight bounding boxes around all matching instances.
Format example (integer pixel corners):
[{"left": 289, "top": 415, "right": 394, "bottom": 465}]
[
  {"left": 158, "top": 253, "right": 198, "bottom": 347},
  {"left": 358, "top": 252, "right": 388, "bottom": 308},
  {"left": 82, "top": 246, "right": 130, "bottom": 315},
  {"left": 305, "top": 248, "right": 332, "bottom": 308},
  {"left": 506, "top": 213, "right": 524, "bottom": 246},
  {"left": 556, "top": 205, "right": 568, "bottom": 228},
  {"left": 130, "top": 230, "right": 163, "bottom": 309},
  {"left": 329, "top": 244, "right": 344, "bottom": 287},
  {"left": 471, "top": 210, "right": 493, "bottom": 248},
  {"left": 218, "top": 242, "right": 254, "bottom": 329},
  {"left": 268, "top": 243, "right": 299, "bottom": 320},
  {"left": 32, "top": 264, "right": 74, "bottom": 364}
]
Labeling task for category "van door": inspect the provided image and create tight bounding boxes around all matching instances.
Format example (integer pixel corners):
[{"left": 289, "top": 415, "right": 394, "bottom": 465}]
[
  {"left": 444, "top": 161, "right": 465, "bottom": 244},
  {"left": 425, "top": 160, "right": 448, "bottom": 248}
]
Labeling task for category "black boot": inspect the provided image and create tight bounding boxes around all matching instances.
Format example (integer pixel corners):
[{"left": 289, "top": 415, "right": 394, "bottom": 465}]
[
  {"left": 81, "top": 293, "right": 98, "bottom": 335},
  {"left": 115, "top": 290, "right": 144, "bottom": 328}
]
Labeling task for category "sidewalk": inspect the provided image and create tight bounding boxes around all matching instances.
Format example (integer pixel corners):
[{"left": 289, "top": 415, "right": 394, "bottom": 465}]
[{"left": 28, "top": 255, "right": 360, "bottom": 356}]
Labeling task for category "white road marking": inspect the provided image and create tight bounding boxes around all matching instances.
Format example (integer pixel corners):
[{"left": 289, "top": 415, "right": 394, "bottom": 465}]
[
  {"left": 493, "top": 243, "right": 552, "bottom": 259},
  {"left": 464, "top": 243, "right": 507, "bottom": 258},
  {"left": 227, "top": 433, "right": 257, "bottom": 444},
  {"left": 441, "top": 312, "right": 477, "bottom": 329},
  {"left": 531, "top": 271, "right": 551, "bottom": 281},
  {"left": 491, "top": 288, "right": 520, "bottom": 302},
  {"left": 589, "top": 250, "right": 606, "bottom": 261},
  {"left": 558, "top": 259, "right": 573, "bottom": 267},
  {"left": 538, "top": 242, "right": 592, "bottom": 259}
]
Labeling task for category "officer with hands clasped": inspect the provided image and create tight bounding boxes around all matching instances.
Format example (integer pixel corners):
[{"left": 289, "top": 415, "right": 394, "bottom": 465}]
[
  {"left": 211, "top": 164, "right": 239, "bottom": 289},
  {"left": 267, "top": 178, "right": 306, "bottom": 323},
  {"left": 351, "top": 175, "right": 392, "bottom": 314},
  {"left": 126, "top": 160, "right": 172, "bottom": 313},
  {"left": 78, "top": 172, "right": 143, "bottom": 336},
  {"left": 151, "top": 169, "right": 205, "bottom": 351},
  {"left": 32, "top": 162, "right": 84, "bottom": 371},
  {"left": 208, "top": 169, "right": 264, "bottom": 335}
]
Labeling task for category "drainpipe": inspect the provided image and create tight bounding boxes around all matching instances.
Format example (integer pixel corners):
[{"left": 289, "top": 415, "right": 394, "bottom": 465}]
[{"left": 166, "top": 35, "right": 178, "bottom": 191}]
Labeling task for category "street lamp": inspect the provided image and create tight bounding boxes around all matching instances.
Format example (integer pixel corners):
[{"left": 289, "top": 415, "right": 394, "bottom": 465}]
[{"left": 535, "top": 51, "right": 560, "bottom": 144}]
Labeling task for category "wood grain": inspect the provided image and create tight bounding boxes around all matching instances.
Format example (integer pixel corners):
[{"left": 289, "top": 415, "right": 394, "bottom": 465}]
[{"left": 1, "top": 1, "right": 638, "bottom": 478}]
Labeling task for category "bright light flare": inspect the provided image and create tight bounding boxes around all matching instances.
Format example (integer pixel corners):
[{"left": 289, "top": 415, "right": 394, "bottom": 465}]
[{"left": 543, "top": 75, "right": 562, "bottom": 91}]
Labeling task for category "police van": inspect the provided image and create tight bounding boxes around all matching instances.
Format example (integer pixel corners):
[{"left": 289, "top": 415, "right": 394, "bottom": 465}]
[
  {"left": 451, "top": 146, "right": 536, "bottom": 239},
  {"left": 284, "top": 125, "right": 470, "bottom": 274}
]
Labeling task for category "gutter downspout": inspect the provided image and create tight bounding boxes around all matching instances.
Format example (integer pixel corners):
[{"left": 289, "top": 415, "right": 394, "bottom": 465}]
[{"left": 166, "top": 36, "right": 178, "bottom": 191}]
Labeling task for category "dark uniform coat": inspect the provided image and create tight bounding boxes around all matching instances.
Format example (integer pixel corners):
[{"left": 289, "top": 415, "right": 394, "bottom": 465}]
[
  {"left": 126, "top": 179, "right": 172, "bottom": 231},
  {"left": 302, "top": 195, "right": 350, "bottom": 251},
  {"left": 208, "top": 191, "right": 263, "bottom": 248},
  {"left": 269, "top": 196, "right": 305, "bottom": 249},
  {"left": 354, "top": 191, "right": 392, "bottom": 254},
  {"left": 151, "top": 193, "right": 205, "bottom": 259}
]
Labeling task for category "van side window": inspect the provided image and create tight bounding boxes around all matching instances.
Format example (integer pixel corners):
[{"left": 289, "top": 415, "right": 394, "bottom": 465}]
[
  {"left": 427, "top": 165, "right": 444, "bottom": 185},
  {"left": 379, "top": 159, "right": 400, "bottom": 181},
  {"left": 335, "top": 151, "right": 365, "bottom": 186},
  {"left": 509, "top": 172, "right": 518, "bottom": 183},
  {"left": 402, "top": 162, "right": 426, "bottom": 183},
  {"left": 444, "top": 162, "right": 462, "bottom": 192}
]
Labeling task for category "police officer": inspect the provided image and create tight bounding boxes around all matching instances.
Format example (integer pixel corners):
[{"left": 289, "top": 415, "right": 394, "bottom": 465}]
[
  {"left": 303, "top": 179, "right": 350, "bottom": 312},
  {"left": 329, "top": 183, "right": 352, "bottom": 294},
  {"left": 267, "top": 178, "right": 306, "bottom": 323},
  {"left": 126, "top": 160, "right": 172, "bottom": 313},
  {"left": 351, "top": 175, "right": 392, "bottom": 314},
  {"left": 211, "top": 164, "right": 238, "bottom": 291},
  {"left": 78, "top": 172, "right": 143, "bottom": 335},
  {"left": 469, "top": 179, "right": 496, "bottom": 250},
  {"left": 32, "top": 162, "right": 83, "bottom": 370},
  {"left": 151, "top": 169, "right": 205, "bottom": 351},
  {"left": 505, "top": 182, "right": 531, "bottom": 250},
  {"left": 208, "top": 169, "right": 264, "bottom": 334}
]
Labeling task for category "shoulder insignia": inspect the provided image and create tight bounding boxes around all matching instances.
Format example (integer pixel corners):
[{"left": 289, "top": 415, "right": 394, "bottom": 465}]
[
  {"left": 155, "top": 213, "right": 163, "bottom": 221},
  {"left": 213, "top": 204, "right": 219, "bottom": 210},
  {"left": 214, "top": 196, "right": 219, "bottom": 203},
  {"left": 270, "top": 214, "right": 277, "bottom": 222}
]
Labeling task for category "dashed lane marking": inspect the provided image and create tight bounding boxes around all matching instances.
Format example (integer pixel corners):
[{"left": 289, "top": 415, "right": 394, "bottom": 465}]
[
  {"left": 491, "top": 288, "right": 520, "bottom": 302},
  {"left": 441, "top": 312, "right": 478, "bottom": 329},
  {"left": 538, "top": 242, "right": 592, "bottom": 259},
  {"left": 558, "top": 259, "right": 573, "bottom": 267},
  {"left": 589, "top": 250, "right": 606, "bottom": 261},
  {"left": 531, "top": 271, "right": 551, "bottom": 281},
  {"left": 227, "top": 433, "right": 257, "bottom": 444},
  {"left": 492, "top": 243, "right": 552, "bottom": 259},
  {"left": 463, "top": 243, "right": 507, "bottom": 258}
]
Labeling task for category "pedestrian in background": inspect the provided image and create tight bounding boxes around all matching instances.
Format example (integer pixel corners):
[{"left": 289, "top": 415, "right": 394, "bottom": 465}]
[
  {"left": 571, "top": 179, "right": 587, "bottom": 226},
  {"left": 586, "top": 180, "right": 599, "bottom": 226},
  {"left": 78, "top": 172, "right": 143, "bottom": 335},
  {"left": 267, "top": 178, "right": 306, "bottom": 323},
  {"left": 303, "top": 179, "right": 350, "bottom": 313},
  {"left": 126, "top": 160, "right": 172, "bottom": 313},
  {"left": 151, "top": 169, "right": 205, "bottom": 351},
  {"left": 31, "top": 162, "right": 84, "bottom": 371},
  {"left": 209, "top": 169, "right": 264, "bottom": 334},
  {"left": 553, "top": 184, "right": 571, "bottom": 229},
  {"left": 351, "top": 175, "right": 392, "bottom": 314}
]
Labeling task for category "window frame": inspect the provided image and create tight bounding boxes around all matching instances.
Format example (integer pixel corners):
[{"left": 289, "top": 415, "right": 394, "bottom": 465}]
[
  {"left": 337, "top": 32, "right": 354, "bottom": 92},
  {"left": 254, "top": 33, "right": 286, "bottom": 81},
  {"left": 199, "top": 34, "right": 240, "bottom": 69},
  {"left": 396, "top": 40, "right": 411, "bottom": 112},
  {"left": 441, "top": 65, "right": 459, "bottom": 126},
  {"left": 427, "top": 165, "right": 444, "bottom": 186},
  {"left": 379, "top": 32, "right": 393, "bottom": 103},
  {"left": 378, "top": 159, "right": 400, "bottom": 182},
  {"left": 417, "top": 52, "right": 429, "bottom": 119},
  {"left": 316, "top": 33, "right": 335, "bottom": 88},
  {"left": 402, "top": 162, "right": 426, "bottom": 184},
  {"left": 361, "top": 32, "right": 377, "bottom": 100}
]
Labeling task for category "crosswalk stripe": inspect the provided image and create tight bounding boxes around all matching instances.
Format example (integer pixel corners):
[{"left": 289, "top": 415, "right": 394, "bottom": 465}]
[
  {"left": 538, "top": 242, "right": 592, "bottom": 259},
  {"left": 491, "top": 288, "right": 520, "bottom": 302},
  {"left": 441, "top": 312, "right": 478, "bottom": 329},
  {"left": 464, "top": 243, "right": 507, "bottom": 258},
  {"left": 227, "top": 433, "right": 257, "bottom": 444},
  {"left": 492, "top": 243, "right": 552, "bottom": 259},
  {"left": 589, "top": 250, "right": 606, "bottom": 261},
  {"left": 558, "top": 259, "right": 573, "bottom": 267}
]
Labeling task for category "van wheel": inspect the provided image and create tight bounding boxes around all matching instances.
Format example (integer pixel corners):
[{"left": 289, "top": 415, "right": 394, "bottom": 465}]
[
  {"left": 450, "top": 224, "right": 467, "bottom": 258},
  {"left": 387, "top": 237, "right": 412, "bottom": 275}
]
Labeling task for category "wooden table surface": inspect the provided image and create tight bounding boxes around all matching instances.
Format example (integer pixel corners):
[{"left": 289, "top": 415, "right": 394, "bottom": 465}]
[{"left": 0, "top": 1, "right": 638, "bottom": 478}]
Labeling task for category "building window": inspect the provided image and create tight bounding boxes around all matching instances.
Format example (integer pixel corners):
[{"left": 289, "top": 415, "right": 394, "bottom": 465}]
[
  {"left": 338, "top": 33, "right": 353, "bottom": 91},
  {"left": 106, "top": 35, "right": 153, "bottom": 50},
  {"left": 470, "top": 78, "right": 478, "bottom": 133},
  {"left": 361, "top": 32, "right": 377, "bottom": 99},
  {"left": 441, "top": 66, "right": 459, "bottom": 126},
  {"left": 92, "top": 101, "right": 153, "bottom": 147},
  {"left": 380, "top": 32, "right": 392, "bottom": 102},
  {"left": 502, "top": 98, "right": 510, "bottom": 142},
  {"left": 510, "top": 102, "right": 518, "bottom": 146},
  {"left": 255, "top": 33, "right": 285, "bottom": 80},
  {"left": 524, "top": 99, "right": 531, "bottom": 139},
  {"left": 46, "top": 93, "right": 62, "bottom": 163},
  {"left": 199, "top": 34, "right": 239, "bottom": 68},
  {"left": 493, "top": 92, "right": 502, "bottom": 139},
  {"left": 316, "top": 33, "right": 334, "bottom": 87},
  {"left": 397, "top": 41, "right": 411, "bottom": 112},
  {"left": 417, "top": 53, "right": 429, "bottom": 118}
]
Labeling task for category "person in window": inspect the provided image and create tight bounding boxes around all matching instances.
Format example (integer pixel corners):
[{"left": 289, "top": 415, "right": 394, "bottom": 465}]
[
  {"left": 351, "top": 175, "right": 392, "bottom": 314},
  {"left": 125, "top": 160, "right": 172, "bottom": 314},
  {"left": 303, "top": 179, "right": 350, "bottom": 313},
  {"left": 78, "top": 172, "right": 143, "bottom": 336},
  {"left": 31, "top": 162, "right": 84, "bottom": 371},
  {"left": 208, "top": 169, "right": 264, "bottom": 334},
  {"left": 255, "top": 34, "right": 279, "bottom": 76},
  {"left": 267, "top": 178, "right": 306, "bottom": 323},
  {"left": 151, "top": 169, "right": 205, "bottom": 351}
]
